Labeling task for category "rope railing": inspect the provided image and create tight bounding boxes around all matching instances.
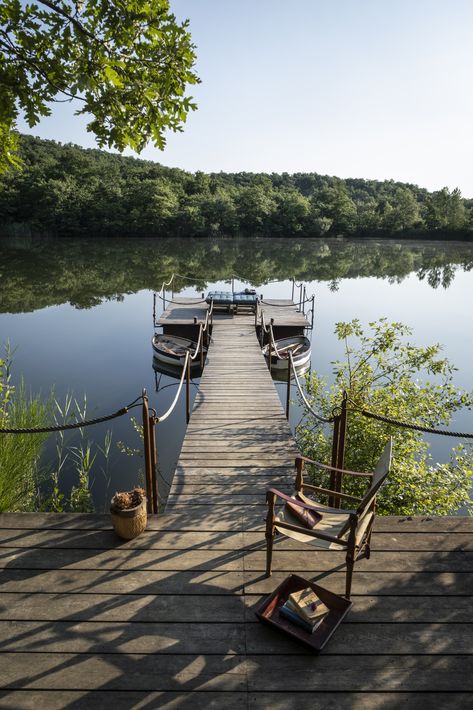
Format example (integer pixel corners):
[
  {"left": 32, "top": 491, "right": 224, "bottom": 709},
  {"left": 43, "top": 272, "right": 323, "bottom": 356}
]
[
  {"left": 259, "top": 296, "right": 314, "bottom": 308},
  {"left": 154, "top": 351, "right": 190, "bottom": 423},
  {"left": 0, "top": 396, "right": 144, "bottom": 434},
  {"left": 347, "top": 398, "right": 473, "bottom": 439},
  {"left": 155, "top": 293, "right": 207, "bottom": 305},
  {"left": 288, "top": 351, "right": 335, "bottom": 424}
]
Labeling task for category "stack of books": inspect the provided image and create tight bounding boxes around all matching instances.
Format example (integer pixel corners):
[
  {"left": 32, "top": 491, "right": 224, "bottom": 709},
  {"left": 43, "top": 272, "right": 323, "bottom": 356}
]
[{"left": 279, "top": 586, "right": 330, "bottom": 633}]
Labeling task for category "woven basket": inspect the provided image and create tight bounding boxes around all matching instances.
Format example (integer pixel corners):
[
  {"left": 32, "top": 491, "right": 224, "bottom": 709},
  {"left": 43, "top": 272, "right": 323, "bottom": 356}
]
[{"left": 110, "top": 498, "right": 147, "bottom": 540}]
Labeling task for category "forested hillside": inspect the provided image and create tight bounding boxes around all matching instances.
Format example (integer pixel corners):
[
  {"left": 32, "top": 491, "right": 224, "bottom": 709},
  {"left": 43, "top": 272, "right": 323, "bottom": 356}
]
[{"left": 1, "top": 135, "right": 472, "bottom": 238}]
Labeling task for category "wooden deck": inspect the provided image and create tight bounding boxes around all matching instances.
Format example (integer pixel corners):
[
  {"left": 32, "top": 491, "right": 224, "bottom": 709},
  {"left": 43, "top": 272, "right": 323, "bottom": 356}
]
[
  {"left": 0, "top": 308, "right": 471, "bottom": 707},
  {"left": 168, "top": 313, "right": 300, "bottom": 509},
  {"left": 158, "top": 298, "right": 309, "bottom": 329},
  {"left": 0, "top": 513, "right": 472, "bottom": 708}
]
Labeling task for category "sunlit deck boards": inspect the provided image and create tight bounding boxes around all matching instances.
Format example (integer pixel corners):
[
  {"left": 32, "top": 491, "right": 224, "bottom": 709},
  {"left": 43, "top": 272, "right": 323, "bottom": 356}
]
[
  {"left": 158, "top": 297, "right": 309, "bottom": 328},
  {"left": 168, "top": 313, "right": 300, "bottom": 508},
  {"left": 0, "top": 513, "right": 472, "bottom": 708}
]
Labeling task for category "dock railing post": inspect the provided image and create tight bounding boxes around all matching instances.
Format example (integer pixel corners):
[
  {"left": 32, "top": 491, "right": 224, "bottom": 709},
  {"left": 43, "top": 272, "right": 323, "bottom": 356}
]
[
  {"left": 200, "top": 327, "right": 204, "bottom": 370},
  {"left": 153, "top": 293, "right": 156, "bottom": 327},
  {"left": 336, "top": 390, "right": 348, "bottom": 481},
  {"left": 311, "top": 294, "right": 315, "bottom": 329},
  {"left": 329, "top": 391, "right": 348, "bottom": 508},
  {"left": 186, "top": 354, "right": 191, "bottom": 423},
  {"left": 149, "top": 415, "right": 158, "bottom": 514},
  {"left": 286, "top": 355, "right": 292, "bottom": 419},
  {"left": 142, "top": 389, "right": 153, "bottom": 514}
]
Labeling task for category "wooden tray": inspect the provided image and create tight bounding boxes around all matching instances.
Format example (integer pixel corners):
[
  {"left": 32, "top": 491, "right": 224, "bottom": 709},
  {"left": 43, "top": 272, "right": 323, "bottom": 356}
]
[{"left": 255, "top": 573, "right": 352, "bottom": 653}]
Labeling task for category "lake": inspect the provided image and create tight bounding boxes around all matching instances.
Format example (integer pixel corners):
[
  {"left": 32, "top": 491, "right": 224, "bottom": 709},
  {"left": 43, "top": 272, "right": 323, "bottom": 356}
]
[{"left": 0, "top": 236, "right": 472, "bottom": 510}]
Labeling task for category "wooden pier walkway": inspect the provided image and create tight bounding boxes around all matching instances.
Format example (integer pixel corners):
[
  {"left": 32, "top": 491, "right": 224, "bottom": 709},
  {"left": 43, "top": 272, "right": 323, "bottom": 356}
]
[
  {"left": 167, "top": 311, "right": 300, "bottom": 513},
  {"left": 0, "top": 304, "right": 472, "bottom": 707}
]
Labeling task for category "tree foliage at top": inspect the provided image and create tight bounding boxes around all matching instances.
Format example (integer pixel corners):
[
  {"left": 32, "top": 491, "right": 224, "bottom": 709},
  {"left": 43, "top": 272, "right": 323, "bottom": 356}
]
[{"left": 0, "top": 0, "right": 199, "bottom": 170}]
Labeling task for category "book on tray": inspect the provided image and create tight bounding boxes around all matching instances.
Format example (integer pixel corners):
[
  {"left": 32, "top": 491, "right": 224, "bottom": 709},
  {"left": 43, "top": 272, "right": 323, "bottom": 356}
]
[{"left": 279, "top": 586, "right": 329, "bottom": 633}]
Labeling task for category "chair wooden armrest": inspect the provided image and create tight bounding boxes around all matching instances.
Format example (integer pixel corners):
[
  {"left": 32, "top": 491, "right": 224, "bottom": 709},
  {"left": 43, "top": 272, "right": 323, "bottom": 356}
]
[
  {"left": 267, "top": 488, "right": 355, "bottom": 515},
  {"left": 300, "top": 483, "right": 362, "bottom": 503},
  {"left": 296, "top": 455, "right": 373, "bottom": 478}
]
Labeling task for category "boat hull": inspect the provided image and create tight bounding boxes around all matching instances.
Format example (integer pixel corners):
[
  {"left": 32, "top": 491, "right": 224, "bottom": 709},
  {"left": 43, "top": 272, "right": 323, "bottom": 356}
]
[
  {"left": 262, "top": 335, "right": 311, "bottom": 370},
  {"left": 152, "top": 334, "right": 206, "bottom": 367}
]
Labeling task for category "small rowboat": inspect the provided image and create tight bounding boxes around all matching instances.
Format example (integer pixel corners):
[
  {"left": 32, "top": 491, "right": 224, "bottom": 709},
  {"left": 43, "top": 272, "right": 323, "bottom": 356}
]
[
  {"left": 152, "top": 334, "right": 207, "bottom": 367},
  {"left": 262, "top": 335, "right": 311, "bottom": 370}
]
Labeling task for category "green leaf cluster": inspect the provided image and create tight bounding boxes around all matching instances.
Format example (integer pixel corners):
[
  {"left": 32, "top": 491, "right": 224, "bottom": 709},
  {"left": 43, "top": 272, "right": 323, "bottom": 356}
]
[
  {"left": 296, "top": 319, "right": 473, "bottom": 516},
  {"left": 0, "top": 0, "right": 199, "bottom": 170}
]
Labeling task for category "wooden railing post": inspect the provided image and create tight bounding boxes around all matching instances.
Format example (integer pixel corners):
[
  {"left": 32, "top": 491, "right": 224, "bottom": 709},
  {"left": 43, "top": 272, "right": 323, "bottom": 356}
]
[
  {"left": 186, "top": 354, "right": 191, "bottom": 423},
  {"left": 142, "top": 389, "right": 153, "bottom": 514},
  {"left": 330, "top": 413, "right": 340, "bottom": 507},
  {"left": 286, "top": 355, "right": 292, "bottom": 419},
  {"left": 295, "top": 456, "right": 304, "bottom": 492},
  {"left": 337, "top": 390, "right": 348, "bottom": 473},
  {"left": 329, "top": 391, "right": 348, "bottom": 508},
  {"left": 200, "top": 327, "right": 204, "bottom": 370},
  {"left": 149, "top": 415, "right": 158, "bottom": 514}
]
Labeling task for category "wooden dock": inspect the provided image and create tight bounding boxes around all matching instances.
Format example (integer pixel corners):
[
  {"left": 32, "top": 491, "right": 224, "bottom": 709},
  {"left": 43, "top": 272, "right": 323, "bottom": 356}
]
[
  {"left": 158, "top": 297, "right": 309, "bottom": 329},
  {"left": 0, "top": 304, "right": 472, "bottom": 707},
  {"left": 168, "top": 311, "right": 300, "bottom": 511}
]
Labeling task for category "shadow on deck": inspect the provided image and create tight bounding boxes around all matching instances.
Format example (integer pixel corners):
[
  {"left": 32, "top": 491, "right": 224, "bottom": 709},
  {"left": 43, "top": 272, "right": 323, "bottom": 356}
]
[{"left": 0, "top": 511, "right": 472, "bottom": 709}]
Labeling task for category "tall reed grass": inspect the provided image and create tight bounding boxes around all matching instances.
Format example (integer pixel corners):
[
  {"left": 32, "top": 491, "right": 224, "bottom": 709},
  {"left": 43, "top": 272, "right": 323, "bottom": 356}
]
[{"left": 0, "top": 345, "right": 52, "bottom": 511}]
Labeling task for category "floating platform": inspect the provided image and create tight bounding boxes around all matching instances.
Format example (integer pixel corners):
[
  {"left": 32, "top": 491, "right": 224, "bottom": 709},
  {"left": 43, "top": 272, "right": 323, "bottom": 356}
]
[{"left": 158, "top": 297, "right": 309, "bottom": 335}]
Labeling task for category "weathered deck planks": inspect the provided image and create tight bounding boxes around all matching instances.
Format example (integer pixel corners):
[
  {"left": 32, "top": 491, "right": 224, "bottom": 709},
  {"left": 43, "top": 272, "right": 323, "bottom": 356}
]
[{"left": 0, "top": 311, "right": 472, "bottom": 708}]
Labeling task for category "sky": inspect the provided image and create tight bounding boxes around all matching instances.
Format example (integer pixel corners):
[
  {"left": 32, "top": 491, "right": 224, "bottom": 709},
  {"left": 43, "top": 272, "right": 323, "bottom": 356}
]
[{"left": 18, "top": 0, "right": 473, "bottom": 197}]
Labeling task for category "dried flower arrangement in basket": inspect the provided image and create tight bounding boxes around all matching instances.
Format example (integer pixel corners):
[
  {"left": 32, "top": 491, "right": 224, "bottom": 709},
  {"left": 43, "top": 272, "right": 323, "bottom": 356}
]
[{"left": 110, "top": 487, "right": 147, "bottom": 540}]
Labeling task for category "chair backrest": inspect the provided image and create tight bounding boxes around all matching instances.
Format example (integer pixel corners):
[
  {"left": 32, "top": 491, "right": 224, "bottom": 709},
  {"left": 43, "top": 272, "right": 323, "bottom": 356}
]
[{"left": 355, "top": 439, "right": 393, "bottom": 518}]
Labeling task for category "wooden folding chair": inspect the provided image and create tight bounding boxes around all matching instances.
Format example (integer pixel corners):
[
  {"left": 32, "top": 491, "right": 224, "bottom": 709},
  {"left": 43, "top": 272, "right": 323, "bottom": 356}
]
[{"left": 265, "top": 439, "right": 392, "bottom": 599}]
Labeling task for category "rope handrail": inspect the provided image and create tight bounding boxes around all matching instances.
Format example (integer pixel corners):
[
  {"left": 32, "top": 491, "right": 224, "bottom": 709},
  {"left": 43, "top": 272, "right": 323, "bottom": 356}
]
[
  {"left": 155, "top": 292, "right": 207, "bottom": 306},
  {"left": 190, "top": 323, "right": 205, "bottom": 361},
  {"left": 347, "top": 398, "right": 473, "bottom": 438},
  {"left": 289, "top": 351, "right": 335, "bottom": 424},
  {"left": 154, "top": 351, "right": 190, "bottom": 423},
  {"left": 260, "top": 296, "right": 314, "bottom": 308},
  {"left": 0, "top": 396, "right": 144, "bottom": 434}
]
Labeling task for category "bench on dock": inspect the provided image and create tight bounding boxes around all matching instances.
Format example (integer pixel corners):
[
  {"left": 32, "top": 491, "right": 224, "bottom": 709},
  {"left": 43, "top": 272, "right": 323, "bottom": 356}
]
[{"left": 206, "top": 290, "right": 259, "bottom": 314}]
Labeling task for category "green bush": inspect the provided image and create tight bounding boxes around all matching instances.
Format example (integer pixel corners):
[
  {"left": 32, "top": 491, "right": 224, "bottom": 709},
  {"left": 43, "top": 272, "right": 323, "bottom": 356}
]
[{"left": 297, "top": 319, "right": 473, "bottom": 516}]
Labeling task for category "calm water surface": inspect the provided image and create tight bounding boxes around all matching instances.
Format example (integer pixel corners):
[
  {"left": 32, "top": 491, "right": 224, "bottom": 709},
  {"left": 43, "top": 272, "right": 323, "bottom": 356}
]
[{"left": 0, "top": 237, "right": 472, "bottom": 510}]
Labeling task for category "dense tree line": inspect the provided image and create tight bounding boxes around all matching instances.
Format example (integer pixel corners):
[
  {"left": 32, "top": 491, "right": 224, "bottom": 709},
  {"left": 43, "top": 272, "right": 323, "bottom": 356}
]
[
  {"left": 1, "top": 236, "right": 471, "bottom": 313},
  {"left": 1, "top": 135, "right": 473, "bottom": 238}
]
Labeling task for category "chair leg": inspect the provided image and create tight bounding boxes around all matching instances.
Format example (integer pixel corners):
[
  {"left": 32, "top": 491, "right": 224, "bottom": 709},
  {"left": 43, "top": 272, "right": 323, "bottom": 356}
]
[
  {"left": 345, "top": 553, "right": 355, "bottom": 599},
  {"left": 265, "top": 531, "right": 274, "bottom": 577}
]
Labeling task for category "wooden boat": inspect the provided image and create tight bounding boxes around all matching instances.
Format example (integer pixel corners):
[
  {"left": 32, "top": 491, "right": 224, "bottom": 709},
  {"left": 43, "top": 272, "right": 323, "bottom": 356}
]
[
  {"left": 152, "top": 333, "right": 206, "bottom": 367},
  {"left": 262, "top": 335, "right": 311, "bottom": 370}
]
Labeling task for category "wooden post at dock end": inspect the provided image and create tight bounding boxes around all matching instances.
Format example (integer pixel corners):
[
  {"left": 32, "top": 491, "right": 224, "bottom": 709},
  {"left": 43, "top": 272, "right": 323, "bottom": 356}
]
[
  {"left": 186, "top": 355, "right": 191, "bottom": 423},
  {"left": 149, "top": 415, "right": 158, "bottom": 514},
  {"left": 286, "top": 356, "right": 291, "bottom": 419},
  {"left": 142, "top": 389, "right": 154, "bottom": 514},
  {"left": 329, "top": 391, "right": 348, "bottom": 508}
]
